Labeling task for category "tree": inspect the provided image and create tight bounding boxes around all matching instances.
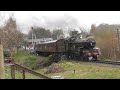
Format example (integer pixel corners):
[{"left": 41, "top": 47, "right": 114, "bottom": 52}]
[
  {"left": 90, "top": 24, "right": 119, "bottom": 61},
  {"left": 90, "top": 24, "right": 97, "bottom": 36},
  {"left": 0, "top": 16, "right": 23, "bottom": 55},
  {"left": 28, "top": 27, "right": 52, "bottom": 39},
  {"left": 51, "top": 29, "right": 64, "bottom": 40}
]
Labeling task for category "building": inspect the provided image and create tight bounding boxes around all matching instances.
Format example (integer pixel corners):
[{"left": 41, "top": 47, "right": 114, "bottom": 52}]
[{"left": 27, "top": 38, "right": 53, "bottom": 49}]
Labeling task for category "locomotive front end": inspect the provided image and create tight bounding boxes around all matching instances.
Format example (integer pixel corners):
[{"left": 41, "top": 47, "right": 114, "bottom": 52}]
[
  {"left": 83, "top": 47, "right": 101, "bottom": 61},
  {"left": 67, "top": 30, "right": 101, "bottom": 60}
]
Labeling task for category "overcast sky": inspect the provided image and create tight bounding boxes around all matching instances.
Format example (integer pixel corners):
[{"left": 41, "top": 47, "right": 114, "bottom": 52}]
[{"left": 1, "top": 11, "right": 120, "bottom": 34}]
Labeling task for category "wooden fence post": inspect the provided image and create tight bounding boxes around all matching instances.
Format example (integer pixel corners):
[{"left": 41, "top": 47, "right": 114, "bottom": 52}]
[
  {"left": 11, "top": 65, "right": 15, "bottom": 79},
  {"left": 22, "top": 70, "right": 25, "bottom": 79},
  {"left": 0, "top": 44, "right": 5, "bottom": 79}
]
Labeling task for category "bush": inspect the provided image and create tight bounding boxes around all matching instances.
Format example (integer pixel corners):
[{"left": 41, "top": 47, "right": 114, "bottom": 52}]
[
  {"left": 45, "top": 63, "right": 64, "bottom": 74},
  {"left": 43, "top": 54, "right": 61, "bottom": 66},
  {"left": 4, "top": 50, "right": 11, "bottom": 57},
  {"left": 14, "top": 50, "right": 42, "bottom": 69}
]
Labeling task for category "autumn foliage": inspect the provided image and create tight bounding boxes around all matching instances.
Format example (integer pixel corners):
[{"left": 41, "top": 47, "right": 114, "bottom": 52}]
[
  {"left": 0, "top": 16, "right": 23, "bottom": 56},
  {"left": 90, "top": 24, "right": 120, "bottom": 61}
]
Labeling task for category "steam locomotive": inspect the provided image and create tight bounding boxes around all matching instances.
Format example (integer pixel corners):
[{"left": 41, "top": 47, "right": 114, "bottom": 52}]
[{"left": 34, "top": 31, "right": 101, "bottom": 61}]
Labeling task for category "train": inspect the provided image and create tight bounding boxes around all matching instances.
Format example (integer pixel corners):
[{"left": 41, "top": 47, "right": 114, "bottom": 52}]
[{"left": 34, "top": 30, "right": 101, "bottom": 61}]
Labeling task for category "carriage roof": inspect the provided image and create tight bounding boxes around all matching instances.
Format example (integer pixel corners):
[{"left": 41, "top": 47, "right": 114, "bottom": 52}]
[{"left": 36, "top": 40, "right": 57, "bottom": 45}]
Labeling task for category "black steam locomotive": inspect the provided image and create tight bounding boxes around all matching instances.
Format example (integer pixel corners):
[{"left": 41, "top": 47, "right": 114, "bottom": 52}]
[{"left": 34, "top": 31, "right": 101, "bottom": 61}]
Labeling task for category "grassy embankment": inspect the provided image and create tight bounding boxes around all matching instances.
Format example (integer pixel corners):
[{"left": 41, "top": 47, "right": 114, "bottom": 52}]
[
  {"left": 5, "top": 50, "right": 120, "bottom": 79},
  {"left": 5, "top": 50, "right": 50, "bottom": 79},
  {"left": 38, "top": 60, "right": 120, "bottom": 79}
]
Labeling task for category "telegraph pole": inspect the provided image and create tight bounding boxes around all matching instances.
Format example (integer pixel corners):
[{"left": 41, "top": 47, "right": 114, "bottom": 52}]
[
  {"left": 0, "top": 40, "right": 5, "bottom": 79},
  {"left": 31, "top": 27, "right": 33, "bottom": 46},
  {"left": 117, "top": 29, "right": 120, "bottom": 51},
  {"left": 115, "top": 29, "right": 120, "bottom": 61}
]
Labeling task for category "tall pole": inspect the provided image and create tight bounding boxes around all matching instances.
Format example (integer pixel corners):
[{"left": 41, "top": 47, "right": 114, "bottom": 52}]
[
  {"left": 0, "top": 41, "right": 5, "bottom": 79},
  {"left": 116, "top": 29, "right": 120, "bottom": 61},
  {"left": 31, "top": 27, "right": 34, "bottom": 47},
  {"left": 34, "top": 34, "right": 36, "bottom": 44},
  {"left": 117, "top": 29, "right": 120, "bottom": 51}
]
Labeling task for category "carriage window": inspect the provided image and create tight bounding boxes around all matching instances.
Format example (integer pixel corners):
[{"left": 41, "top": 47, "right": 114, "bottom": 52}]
[{"left": 45, "top": 45, "right": 47, "bottom": 49}]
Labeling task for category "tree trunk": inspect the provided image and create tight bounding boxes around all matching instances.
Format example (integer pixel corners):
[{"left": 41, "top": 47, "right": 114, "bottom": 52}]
[{"left": 0, "top": 44, "right": 5, "bottom": 79}]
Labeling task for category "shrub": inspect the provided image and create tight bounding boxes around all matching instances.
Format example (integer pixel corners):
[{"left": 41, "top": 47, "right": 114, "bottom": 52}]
[
  {"left": 43, "top": 55, "right": 61, "bottom": 66},
  {"left": 45, "top": 63, "right": 64, "bottom": 74},
  {"left": 4, "top": 50, "right": 11, "bottom": 57}
]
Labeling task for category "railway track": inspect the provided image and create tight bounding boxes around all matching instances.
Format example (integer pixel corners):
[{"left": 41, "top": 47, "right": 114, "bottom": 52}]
[
  {"left": 36, "top": 54, "right": 120, "bottom": 66},
  {"left": 84, "top": 60, "right": 120, "bottom": 66}
]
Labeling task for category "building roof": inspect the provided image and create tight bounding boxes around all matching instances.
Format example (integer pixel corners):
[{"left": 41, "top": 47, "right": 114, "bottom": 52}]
[
  {"left": 37, "top": 40, "right": 57, "bottom": 45},
  {"left": 28, "top": 38, "right": 53, "bottom": 43}
]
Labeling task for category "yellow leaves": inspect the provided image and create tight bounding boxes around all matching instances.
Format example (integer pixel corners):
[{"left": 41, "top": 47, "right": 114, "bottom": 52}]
[
  {"left": 92, "top": 24, "right": 120, "bottom": 60},
  {"left": 0, "top": 16, "right": 23, "bottom": 49}
]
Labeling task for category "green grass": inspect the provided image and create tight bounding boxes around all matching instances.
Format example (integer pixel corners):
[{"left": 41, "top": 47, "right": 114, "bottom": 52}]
[
  {"left": 37, "top": 60, "right": 120, "bottom": 79},
  {"left": 6, "top": 50, "right": 120, "bottom": 79},
  {"left": 5, "top": 66, "right": 42, "bottom": 79},
  {"left": 14, "top": 50, "right": 47, "bottom": 69},
  {"left": 14, "top": 50, "right": 60, "bottom": 69},
  {"left": 5, "top": 59, "right": 120, "bottom": 79},
  {"left": 5, "top": 50, "right": 52, "bottom": 79}
]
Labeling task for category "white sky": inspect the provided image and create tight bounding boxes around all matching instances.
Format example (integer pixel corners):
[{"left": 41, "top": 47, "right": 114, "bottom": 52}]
[{"left": 1, "top": 11, "right": 120, "bottom": 34}]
